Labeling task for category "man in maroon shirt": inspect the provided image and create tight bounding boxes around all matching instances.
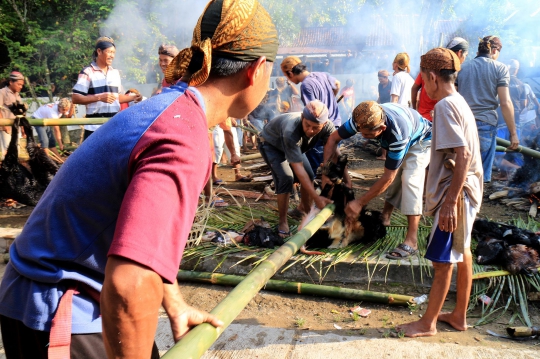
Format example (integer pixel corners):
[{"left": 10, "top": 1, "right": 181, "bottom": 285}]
[{"left": 0, "top": 1, "right": 279, "bottom": 359}]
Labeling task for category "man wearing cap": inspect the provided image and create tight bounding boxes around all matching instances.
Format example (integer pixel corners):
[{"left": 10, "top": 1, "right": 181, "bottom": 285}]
[
  {"left": 72, "top": 36, "right": 142, "bottom": 140},
  {"left": 0, "top": 71, "right": 25, "bottom": 160},
  {"left": 32, "top": 98, "right": 74, "bottom": 157},
  {"left": 456, "top": 35, "right": 519, "bottom": 182},
  {"left": 397, "top": 47, "right": 482, "bottom": 338},
  {"left": 377, "top": 70, "right": 392, "bottom": 104},
  {"left": 324, "top": 101, "right": 431, "bottom": 257},
  {"left": 0, "top": 1, "right": 279, "bottom": 358},
  {"left": 258, "top": 100, "right": 334, "bottom": 237},
  {"left": 281, "top": 56, "right": 341, "bottom": 174}
]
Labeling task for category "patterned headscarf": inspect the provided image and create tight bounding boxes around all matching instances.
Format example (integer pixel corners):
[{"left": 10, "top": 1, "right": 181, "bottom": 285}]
[
  {"left": 165, "top": 0, "right": 279, "bottom": 87},
  {"left": 352, "top": 101, "right": 386, "bottom": 130},
  {"left": 420, "top": 48, "right": 461, "bottom": 72},
  {"left": 393, "top": 53, "right": 410, "bottom": 73},
  {"left": 9, "top": 71, "right": 24, "bottom": 81},
  {"left": 158, "top": 45, "right": 179, "bottom": 58},
  {"left": 302, "top": 100, "right": 329, "bottom": 125}
]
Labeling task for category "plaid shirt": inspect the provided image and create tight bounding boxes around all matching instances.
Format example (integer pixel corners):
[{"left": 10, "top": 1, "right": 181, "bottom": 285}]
[{"left": 73, "top": 62, "right": 123, "bottom": 130}]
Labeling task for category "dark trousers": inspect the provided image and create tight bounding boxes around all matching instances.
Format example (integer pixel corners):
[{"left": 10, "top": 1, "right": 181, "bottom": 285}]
[
  {"left": 83, "top": 129, "right": 94, "bottom": 141},
  {"left": 305, "top": 139, "right": 324, "bottom": 175},
  {"left": 0, "top": 315, "right": 160, "bottom": 359}
]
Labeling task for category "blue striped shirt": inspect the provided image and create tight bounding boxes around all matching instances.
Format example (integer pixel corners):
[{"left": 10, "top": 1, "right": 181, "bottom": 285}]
[{"left": 338, "top": 103, "right": 432, "bottom": 170}]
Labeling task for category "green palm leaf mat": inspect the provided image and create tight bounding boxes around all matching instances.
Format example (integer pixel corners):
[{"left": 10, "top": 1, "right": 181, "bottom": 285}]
[{"left": 185, "top": 205, "right": 540, "bottom": 326}]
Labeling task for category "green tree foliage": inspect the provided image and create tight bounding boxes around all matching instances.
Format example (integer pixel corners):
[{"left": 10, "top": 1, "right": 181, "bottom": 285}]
[{"left": 0, "top": 0, "right": 114, "bottom": 98}]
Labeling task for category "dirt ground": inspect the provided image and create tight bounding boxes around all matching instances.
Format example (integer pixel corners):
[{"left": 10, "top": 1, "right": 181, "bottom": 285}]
[
  {"left": 0, "top": 143, "right": 538, "bottom": 351},
  {"left": 177, "top": 281, "right": 540, "bottom": 350}
]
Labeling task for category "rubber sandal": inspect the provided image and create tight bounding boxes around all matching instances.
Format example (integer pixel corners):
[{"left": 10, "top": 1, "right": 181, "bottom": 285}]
[
  {"left": 386, "top": 243, "right": 418, "bottom": 260},
  {"left": 278, "top": 229, "right": 291, "bottom": 238},
  {"left": 213, "top": 179, "right": 223, "bottom": 186},
  {"left": 210, "top": 199, "right": 229, "bottom": 208}
]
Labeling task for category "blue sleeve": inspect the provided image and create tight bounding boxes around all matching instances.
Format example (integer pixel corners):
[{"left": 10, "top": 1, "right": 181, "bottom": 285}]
[
  {"left": 337, "top": 116, "right": 357, "bottom": 139},
  {"left": 326, "top": 73, "right": 338, "bottom": 90},
  {"left": 300, "top": 83, "right": 316, "bottom": 106}
]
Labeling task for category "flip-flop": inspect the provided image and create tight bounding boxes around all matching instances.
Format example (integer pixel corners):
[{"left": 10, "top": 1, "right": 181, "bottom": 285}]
[
  {"left": 386, "top": 243, "right": 418, "bottom": 260},
  {"left": 210, "top": 199, "right": 229, "bottom": 208},
  {"left": 213, "top": 179, "right": 223, "bottom": 185},
  {"left": 278, "top": 229, "right": 291, "bottom": 238}
]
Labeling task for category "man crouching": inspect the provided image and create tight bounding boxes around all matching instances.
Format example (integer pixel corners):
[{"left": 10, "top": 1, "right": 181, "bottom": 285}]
[
  {"left": 258, "top": 100, "right": 333, "bottom": 237},
  {"left": 397, "top": 48, "right": 483, "bottom": 337}
]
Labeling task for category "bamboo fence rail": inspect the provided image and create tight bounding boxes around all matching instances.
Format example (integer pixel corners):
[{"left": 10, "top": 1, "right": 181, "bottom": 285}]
[{"left": 0, "top": 118, "right": 110, "bottom": 126}]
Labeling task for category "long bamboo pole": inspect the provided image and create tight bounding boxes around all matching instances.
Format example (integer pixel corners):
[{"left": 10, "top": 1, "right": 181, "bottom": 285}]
[
  {"left": 177, "top": 270, "right": 413, "bottom": 306},
  {"left": 240, "top": 152, "right": 262, "bottom": 161},
  {"left": 0, "top": 118, "right": 110, "bottom": 126},
  {"left": 162, "top": 204, "right": 335, "bottom": 359},
  {"left": 496, "top": 137, "right": 540, "bottom": 159}
]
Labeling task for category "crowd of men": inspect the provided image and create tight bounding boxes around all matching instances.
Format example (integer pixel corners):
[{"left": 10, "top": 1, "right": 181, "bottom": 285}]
[{"left": 0, "top": 0, "right": 536, "bottom": 357}]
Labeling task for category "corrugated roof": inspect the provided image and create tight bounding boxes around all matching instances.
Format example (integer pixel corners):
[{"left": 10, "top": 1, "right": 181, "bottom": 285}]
[{"left": 277, "top": 17, "right": 464, "bottom": 55}]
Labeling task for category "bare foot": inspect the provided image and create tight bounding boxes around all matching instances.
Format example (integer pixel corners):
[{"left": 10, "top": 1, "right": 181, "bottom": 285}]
[
  {"left": 437, "top": 312, "right": 468, "bottom": 331},
  {"left": 381, "top": 215, "right": 391, "bottom": 227},
  {"left": 396, "top": 320, "right": 437, "bottom": 338},
  {"left": 376, "top": 156, "right": 386, "bottom": 161}
]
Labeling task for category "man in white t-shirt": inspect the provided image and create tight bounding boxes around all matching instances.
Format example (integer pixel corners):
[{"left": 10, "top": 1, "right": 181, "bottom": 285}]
[
  {"left": 32, "top": 98, "right": 73, "bottom": 157},
  {"left": 397, "top": 48, "right": 482, "bottom": 338},
  {"left": 390, "top": 52, "right": 415, "bottom": 107}
]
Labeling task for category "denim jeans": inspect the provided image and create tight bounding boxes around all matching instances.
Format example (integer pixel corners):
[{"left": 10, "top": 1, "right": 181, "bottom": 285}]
[
  {"left": 476, "top": 120, "right": 497, "bottom": 182},
  {"left": 35, "top": 126, "right": 56, "bottom": 148}
]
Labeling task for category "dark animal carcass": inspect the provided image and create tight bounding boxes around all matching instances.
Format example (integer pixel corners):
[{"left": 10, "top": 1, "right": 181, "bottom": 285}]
[
  {"left": 473, "top": 219, "right": 540, "bottom": 275},
  {"left": 241, "top": 218, "right": 284, "bottom": 249},
  {"left": 301, "top": 154, "right": 387, "bottom": 255},
  {"left": 0, "top": 102, "right": 58, "bottom": 206}
]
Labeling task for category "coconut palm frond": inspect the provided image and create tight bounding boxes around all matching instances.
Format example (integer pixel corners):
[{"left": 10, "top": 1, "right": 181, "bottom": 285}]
[{"left": 187, "top": 205, "right": 540, "bottom": 326}]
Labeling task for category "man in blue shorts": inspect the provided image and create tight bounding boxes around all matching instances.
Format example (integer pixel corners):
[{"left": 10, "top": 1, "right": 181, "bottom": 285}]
[
  {"left": 324, "top": 101, "right": 431, "bottom": 258},
  {"left": 397, "top": 48, "right": 483, "bottom": 337}
]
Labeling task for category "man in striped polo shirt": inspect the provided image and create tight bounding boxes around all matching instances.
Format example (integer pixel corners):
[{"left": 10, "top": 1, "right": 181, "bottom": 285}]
[
  {"left": 72, "top": 36, "right": 142, "bottom": 140},
  {"left": 324, "top": 101, "right": 432, "bottom": 259}
]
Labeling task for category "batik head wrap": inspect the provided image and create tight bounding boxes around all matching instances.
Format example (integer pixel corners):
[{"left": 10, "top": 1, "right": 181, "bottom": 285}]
[
  {"left": 302, "top": 100, "right": 329, "bottom": 125},
  {"left": 165, "top": 0, "right": 279, "bottom": 87},
  {"left": 420, "top": 48, "right": 461, "bottom": 72},
  {"left": 446, "top": 37, "right": 469, "bottom": 54},
  {"left": 9, "top": 71, "right": 24, "bottom": 81},
  {"left": 158, "top": 45, "right": 179, "bottom": 58},
  {"left": 393, "top": 53, "right": 410, "bottom": 73},
  {"left": 478, "top": 35, "right": 502, "bottom": 54},
  {"left": 93, "top": 36, "right": 115, "bottom": 61},
  {"left": 352, "top": 101, "right": 386, "bottom": 130}
]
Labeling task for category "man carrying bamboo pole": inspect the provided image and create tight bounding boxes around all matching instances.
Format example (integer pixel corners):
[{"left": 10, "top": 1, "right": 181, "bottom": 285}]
[
  {"left": 0, "top": 1, "right": 278, "bottom": 358},
  {"left": 397, "top": 48, "right": 483, "bottom": 337}
]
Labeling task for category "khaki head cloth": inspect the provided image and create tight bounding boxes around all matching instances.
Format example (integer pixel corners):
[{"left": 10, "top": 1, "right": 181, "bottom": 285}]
[
  {"left": 280, "top": 56, "right": 302, "bottom": 73},
  {"left": 166, "top": 0, "right": 279, "bottom": 87},
  {"left": 420, "top": 47, "right": 461, "bottom": 72},
  {"left": 393, "top": 52, "right": 410, "bottom": 73},
  {"left": 352, "top": 101, "right": 386, "bottom": 130}
]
